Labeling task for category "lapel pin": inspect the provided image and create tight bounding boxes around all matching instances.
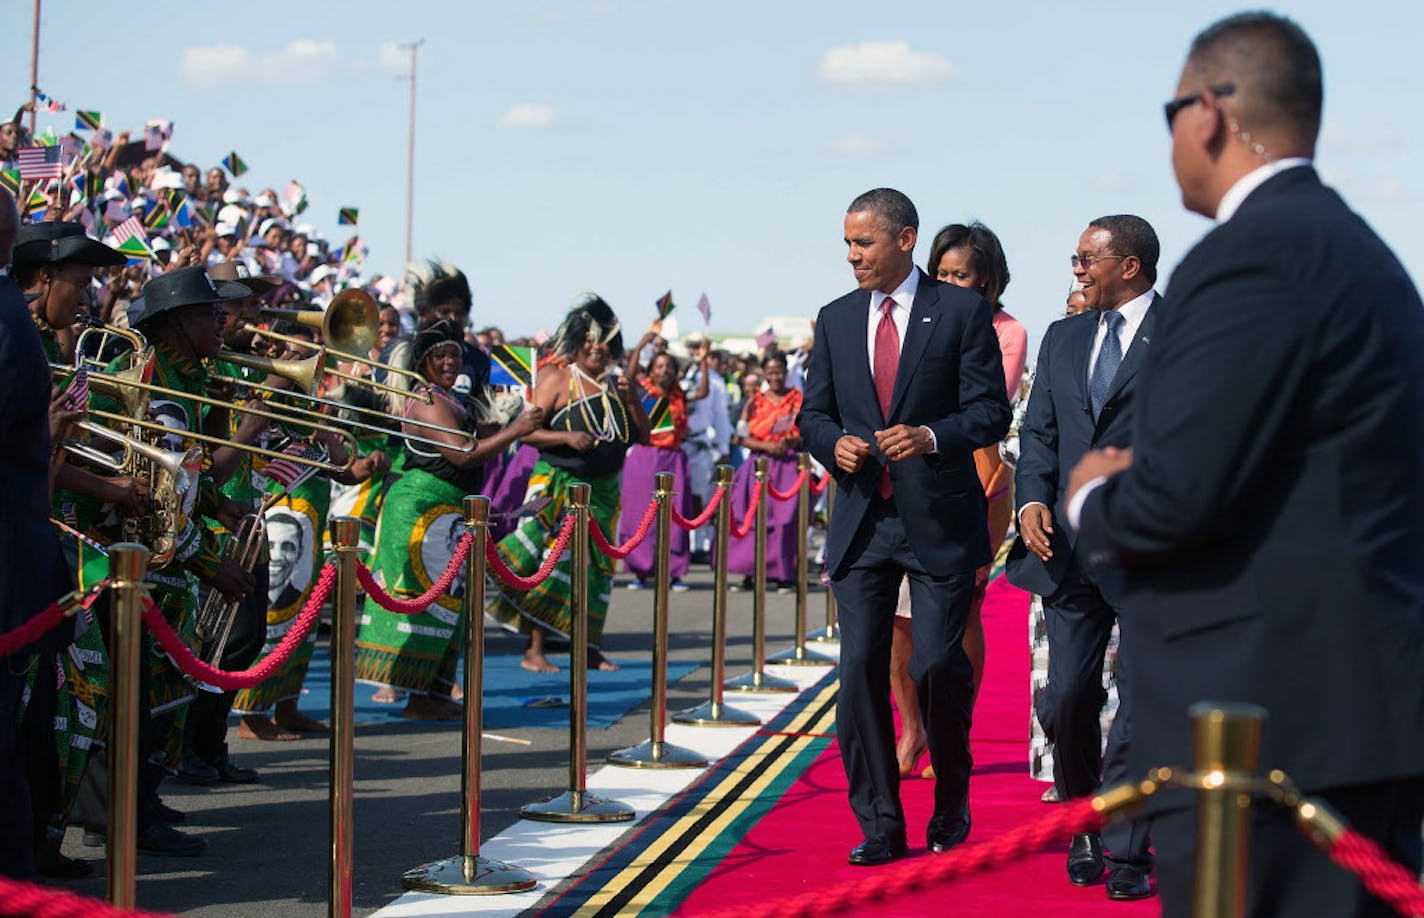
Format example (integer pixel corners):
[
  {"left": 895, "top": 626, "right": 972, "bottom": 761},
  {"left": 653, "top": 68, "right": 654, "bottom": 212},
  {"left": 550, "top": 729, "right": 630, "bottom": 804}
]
[{"left": 921, "top": 317, "right": 932, "bottom": 323}]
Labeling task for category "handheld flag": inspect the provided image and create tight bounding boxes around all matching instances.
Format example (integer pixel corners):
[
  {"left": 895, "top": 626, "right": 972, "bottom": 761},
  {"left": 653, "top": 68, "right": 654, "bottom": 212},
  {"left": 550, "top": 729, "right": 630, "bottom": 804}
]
[
  {"left": 655, "top": 290, "right": 675, "bottom": 319},
  {"left": 283, "top": 180, "right": 308, "bottom": 216},
  {"left": 142, "top": 202, "right": 170, "bottom": 231},
  {"left": 25, "top": 189, "right": 50, "bottom": 219},
  {"left": 144, "top": 119, "right": 172, "bottom": 152},
  {"left": 91, "top": 127, "right": 113, "bottom": 151},
  {"left": 32, "top": 129, "right": 58, "bottom": 147},
  {"left": 337, "top": 207, "right": 358, "bottom": 226},
  {"left": 696, "top": 292, "right": 711, "bottom": 326},
  {"left": 75, "top": 110, "right": 103, "bottom": 131},
  {"left": 0, "top": 169, "right": 19, "bottom": 196},
  {"left": 221, "top": 151, "right": 247, "bottom": 177},
  {"left": 755, "top": 327, "right": 777, "bottom": 350},
  {"left": 115, "top": 235, "right": 154, "bottom": 265},
  {"left": 642, "top": 395, "right": 675, "bottom": 434},
  {"left": 17, "top": 146, "right": 63, "bottom": 180},
  {"left": 109, "top": 214, "right": 144, "bottom": 243},
  {"left": 487, "top": 345, "right": 537, "bottom": 389}
]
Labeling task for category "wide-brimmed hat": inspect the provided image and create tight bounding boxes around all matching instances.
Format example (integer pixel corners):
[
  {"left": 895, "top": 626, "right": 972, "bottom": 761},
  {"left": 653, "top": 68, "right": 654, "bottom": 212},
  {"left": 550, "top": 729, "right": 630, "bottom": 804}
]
[
  {"left": 12, "top": 221, "right": 126, "bottom": 268},
  {"left": 128, "top": 266, "right": 251, "bottom": 325},
  {"left": 208, "top": 259, "right": 280, "bottom": 295}
]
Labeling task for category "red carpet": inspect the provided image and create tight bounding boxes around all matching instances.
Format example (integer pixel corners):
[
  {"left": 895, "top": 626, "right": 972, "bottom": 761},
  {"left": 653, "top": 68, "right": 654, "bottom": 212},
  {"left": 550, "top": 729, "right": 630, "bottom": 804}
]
[{"left": 675, "top": 578, "right": 1158, "bottom": 916}]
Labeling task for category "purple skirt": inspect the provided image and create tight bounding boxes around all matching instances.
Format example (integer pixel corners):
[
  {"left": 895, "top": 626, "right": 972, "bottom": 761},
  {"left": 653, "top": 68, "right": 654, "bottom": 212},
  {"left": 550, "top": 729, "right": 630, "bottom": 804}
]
[
  {"left": 618, "top": 445, "right": 690, "bottom": 579},
  {"left": 485, "top": 444, "right": 539, "bottom": 542},
  {"left": 724, "top": 452, "right": 800, "bottom": 581}
]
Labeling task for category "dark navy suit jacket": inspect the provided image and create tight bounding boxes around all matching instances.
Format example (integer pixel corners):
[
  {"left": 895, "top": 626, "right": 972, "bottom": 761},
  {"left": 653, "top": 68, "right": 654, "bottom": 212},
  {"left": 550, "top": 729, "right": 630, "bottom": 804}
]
[
  {"left": 1005, "top": 297, "right": 1158, "bottom": 601},
  {"left": 799, "top": 270, "right": 1010, "bottom": 578}
]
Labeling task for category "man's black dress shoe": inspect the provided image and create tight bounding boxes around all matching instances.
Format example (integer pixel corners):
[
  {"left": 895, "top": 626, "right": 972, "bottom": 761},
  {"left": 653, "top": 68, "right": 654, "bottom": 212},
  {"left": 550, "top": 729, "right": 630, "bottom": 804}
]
[
  {"left": 1066, "top": 832, "right": 1105, "bottom": 885},
  {"left": 214, "top": 751, "right": 259, "bottom": 784},
  {"left": 926, "top": 816, "right": 971, "bottom": 853},
  {"left": 847, "top": 836, "right": 907, "bottom": 866},
  {"left": 151, "top": 799, "right": 187, "bottom": 825},
  {"left": 137, "top": 824, "right": 207, "bottom": 857},
  {"left": 176, "top": 752, "right": 220, "bottom": 786},
  {"left": 1106, "top": 864, "right": 1153, "bottom": 900}
]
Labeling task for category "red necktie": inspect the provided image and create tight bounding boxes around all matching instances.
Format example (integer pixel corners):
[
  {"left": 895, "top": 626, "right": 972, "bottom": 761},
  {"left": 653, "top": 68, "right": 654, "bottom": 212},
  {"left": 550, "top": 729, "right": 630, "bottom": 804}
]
[{"left": 873, "top": 296, "right": 899, "bottom": 498}]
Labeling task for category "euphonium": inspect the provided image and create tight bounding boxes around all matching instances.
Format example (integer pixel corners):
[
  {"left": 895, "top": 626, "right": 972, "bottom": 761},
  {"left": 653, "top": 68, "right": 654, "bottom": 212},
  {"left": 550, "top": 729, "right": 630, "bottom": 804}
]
[{"left": 194, "top": 510, "right": 265, "bottom": 664}]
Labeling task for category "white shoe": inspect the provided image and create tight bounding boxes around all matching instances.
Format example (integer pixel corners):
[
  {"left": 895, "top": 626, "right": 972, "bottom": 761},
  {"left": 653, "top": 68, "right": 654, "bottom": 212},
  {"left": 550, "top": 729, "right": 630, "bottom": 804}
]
[
  {"left": 672, "top": 579, "right": 690, "bottom": 592},
  {"left": 626, "top": 579, "right": 646, "bottom": 591}
]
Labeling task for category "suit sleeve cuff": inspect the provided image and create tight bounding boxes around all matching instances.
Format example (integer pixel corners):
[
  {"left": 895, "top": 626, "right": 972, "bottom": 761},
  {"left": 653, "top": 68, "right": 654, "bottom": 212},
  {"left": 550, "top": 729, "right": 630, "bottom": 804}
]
[
  {"left": 920, "top": 426, "right": 938, "bottom": 454},
  {"left": 1066, "top": 477, "right": 1107, "bottom": 531}
]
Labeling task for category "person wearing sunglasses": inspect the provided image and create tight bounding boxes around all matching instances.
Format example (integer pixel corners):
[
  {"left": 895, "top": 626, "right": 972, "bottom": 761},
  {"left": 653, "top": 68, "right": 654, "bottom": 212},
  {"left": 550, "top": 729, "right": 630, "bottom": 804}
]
[{"left": 1067, "top": 12, "right": 1424, "bottom": 916}]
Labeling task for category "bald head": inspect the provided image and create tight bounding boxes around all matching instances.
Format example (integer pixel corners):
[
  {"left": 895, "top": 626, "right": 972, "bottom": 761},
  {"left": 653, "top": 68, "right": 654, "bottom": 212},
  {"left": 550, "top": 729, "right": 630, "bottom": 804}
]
[{"left": 0, "top": 188, "right": 17, "bottom": 269}]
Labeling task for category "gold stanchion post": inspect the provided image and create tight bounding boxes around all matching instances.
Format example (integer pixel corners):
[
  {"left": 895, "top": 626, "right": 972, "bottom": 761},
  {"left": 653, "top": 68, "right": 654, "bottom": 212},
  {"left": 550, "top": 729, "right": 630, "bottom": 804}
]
[
  {"left": 674, "top": 465, "right": 759, "bottom": 726},
  {"left": 768, "top": 454, "right": 833, "bottom": 666},
  {"left": 403, "top": 496, "right": 538, "bottom": 893},
  {"left": 329, "top": 517, "right": 361, "bottom": 918},
  {"left": 522, "top": 483, "right": 635, "bottom": 822},
  {"left": 1189, "top": 702, "right": 1265, "bottom": 918},
  {"left": 726, "top": 458, "right": 796, "bottom": 693},
  {"left": 106, "top": 543, "right": 148, "bottom": 908},
  {"left": 611, "top": 473, "right": 709, "bottom": 767},
  {"left": 808, "top": 479, "right": 839, "bottom": 643}
]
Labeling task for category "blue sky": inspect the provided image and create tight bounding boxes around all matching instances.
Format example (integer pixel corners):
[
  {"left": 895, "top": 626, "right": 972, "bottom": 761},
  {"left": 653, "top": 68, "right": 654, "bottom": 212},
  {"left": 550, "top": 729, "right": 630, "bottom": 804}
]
[{"left": 4, "top": 0, "right": 1420, "bottom": 348}]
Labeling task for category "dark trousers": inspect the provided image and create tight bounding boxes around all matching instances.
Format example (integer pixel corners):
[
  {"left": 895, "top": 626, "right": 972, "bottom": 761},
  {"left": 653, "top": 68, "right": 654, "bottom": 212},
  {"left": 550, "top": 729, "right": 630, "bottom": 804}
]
[
  {"left": 0, "top": 665, "right": 35, "bottom": 878},
  {"left": 1043, "top": 563, "right": 1149, "bottom": 866},
  {"left": 1152, "top": 776, "right": 1424, "bottom": 917},
  {"left": 185, "top": 562, "right": 267, "bottom": 765},
  {"left": 831, "top": 497, "right": 975, "bottom": 842}
]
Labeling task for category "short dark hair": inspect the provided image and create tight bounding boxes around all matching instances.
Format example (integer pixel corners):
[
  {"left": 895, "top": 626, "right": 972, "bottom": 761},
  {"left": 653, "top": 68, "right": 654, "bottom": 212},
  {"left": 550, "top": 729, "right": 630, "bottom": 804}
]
[
  {"left": 1088, "top": 214, "right": 1160, "bottom": 283},
  {"left": 847, "top": 188, "right": 918, "bottom": 233},
  {"left": 761, "top": 350, "right": 787, "bottom": 371},
  {"left": 926, "top": 222, "right": 1011, "bottom": 308},
  {"left": 1187, "top": 11, "right": 1323, "bottom": 145}
]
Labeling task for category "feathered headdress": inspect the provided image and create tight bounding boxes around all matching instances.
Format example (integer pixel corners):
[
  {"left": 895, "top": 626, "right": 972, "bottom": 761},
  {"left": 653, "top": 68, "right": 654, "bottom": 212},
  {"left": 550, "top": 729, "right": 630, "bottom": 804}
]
[
  {"left": 548, "top": 292, "right": 625, "bottom": 362},
  {"left": 407, "top": 258, "right": 472, "bottom": 319}
]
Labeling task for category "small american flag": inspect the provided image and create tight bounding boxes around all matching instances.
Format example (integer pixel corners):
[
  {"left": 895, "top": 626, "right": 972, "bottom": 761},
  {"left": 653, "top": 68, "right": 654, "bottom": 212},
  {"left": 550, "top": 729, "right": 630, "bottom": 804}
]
[
  {"left": 755, "top": 327, "right": 777, "bottom": 350},
  {"left": 61, "top": 366, "right": 90, "bottom": 412},
  {"left": 261, "top": 442, "right": 327, "bottom": 490},
  {"left": 91, "top": 127, "right": 113, "bottom": 151},
  {"left": 17, "top": 146, "right": 63, "bottom": 180},
  {"left": 59, "top": 134, "right": 86, "bottom": 166},
  {"left": 696, "top": 293, "right": 711, "bottom": 326},
  {"left": 110, "top": 215, "right": 144, "bottom": 244}
]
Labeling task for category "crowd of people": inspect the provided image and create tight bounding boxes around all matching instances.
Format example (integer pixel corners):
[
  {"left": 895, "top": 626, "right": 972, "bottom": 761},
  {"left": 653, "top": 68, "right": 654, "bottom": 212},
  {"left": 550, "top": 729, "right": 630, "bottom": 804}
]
[{"left": 2, "top": 11, "right": 1422, "bottom": 918}]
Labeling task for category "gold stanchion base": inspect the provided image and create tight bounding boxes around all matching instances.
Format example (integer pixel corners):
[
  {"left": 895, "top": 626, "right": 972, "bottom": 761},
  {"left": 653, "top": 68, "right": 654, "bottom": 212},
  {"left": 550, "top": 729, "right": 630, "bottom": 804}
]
[
  {"left": 607, "top": 739, "right": 709, "bottom": 769},
  {"left": 672, "top": 700, "right": 762, "bottom": 727},
  {"left": 520, "top": 790, "right": 636, "bottom": 823},
  {"left": 401, "top": 854, "right": 539, "bottom": 895},
  {"left": 806, "top": 625, "right": 840, "bottom": 643},
  {"left": 724, "top": 669, "right": 799, "bottom": 693},
  {"left": 765, "top": 645, "right": 836, "bottom": 666}
]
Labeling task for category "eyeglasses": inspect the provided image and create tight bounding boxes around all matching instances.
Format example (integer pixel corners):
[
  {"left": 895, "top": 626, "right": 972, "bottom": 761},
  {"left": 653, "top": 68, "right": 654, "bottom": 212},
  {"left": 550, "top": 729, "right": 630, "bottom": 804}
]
[
  {"left": 1070, "top": 254, "right": 1126, "bottom": 270},
  {"left": 1163, "top": 83, "right": 1236, "bottom": 130}
]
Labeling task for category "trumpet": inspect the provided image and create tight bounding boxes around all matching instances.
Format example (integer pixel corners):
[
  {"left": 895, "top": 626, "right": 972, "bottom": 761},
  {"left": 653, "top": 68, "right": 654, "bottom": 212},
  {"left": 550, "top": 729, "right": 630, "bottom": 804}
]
[{"left": 219, "top": 345, "right": 428, "bottom": 406}]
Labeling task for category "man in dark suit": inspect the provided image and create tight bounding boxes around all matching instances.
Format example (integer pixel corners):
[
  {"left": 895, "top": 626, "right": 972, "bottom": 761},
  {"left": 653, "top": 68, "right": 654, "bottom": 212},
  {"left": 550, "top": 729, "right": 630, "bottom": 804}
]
[
  {"left": 1067, "top": 13, "right": 1424, "bottom": 915},
  {"left": 1008, "top": 214, "right": 1160, "bottom": 901},
  {"left": 800, "top": 188, "right": 1010, "bottom": 865}
]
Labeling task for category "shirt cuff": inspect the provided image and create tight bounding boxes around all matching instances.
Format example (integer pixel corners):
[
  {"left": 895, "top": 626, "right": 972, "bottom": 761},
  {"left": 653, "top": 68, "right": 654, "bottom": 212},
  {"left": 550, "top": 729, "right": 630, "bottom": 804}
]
[
  {"left": 1017, "top": 501, "right": 1048, "bottom": 524},
  {"left": 1066, "top": 477, "right": 1108, "bottom": 530},
  {"left": 919, "top": 426, "right": 938, "bottom": 454}
]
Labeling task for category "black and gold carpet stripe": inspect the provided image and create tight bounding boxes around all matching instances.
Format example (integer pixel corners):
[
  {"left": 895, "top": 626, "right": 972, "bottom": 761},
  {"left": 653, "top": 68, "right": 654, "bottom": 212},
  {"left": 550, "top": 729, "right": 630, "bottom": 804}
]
[{"left": 533, "top": 668, "right": 840, "bottom": 917}]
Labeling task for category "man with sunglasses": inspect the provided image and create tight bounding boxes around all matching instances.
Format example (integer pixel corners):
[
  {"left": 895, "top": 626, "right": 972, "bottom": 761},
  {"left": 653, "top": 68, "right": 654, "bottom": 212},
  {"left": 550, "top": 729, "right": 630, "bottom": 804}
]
[
  {"left": 1009, "top": 215, "right": 1159, "bottom": 902},
  {"left": 1067, "top": 13, "right": 1424, "bottom": 915}
]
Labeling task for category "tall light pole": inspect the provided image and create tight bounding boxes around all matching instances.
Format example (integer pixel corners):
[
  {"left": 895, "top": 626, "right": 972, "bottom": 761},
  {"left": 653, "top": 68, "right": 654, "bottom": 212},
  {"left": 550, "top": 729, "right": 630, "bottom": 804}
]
[
  {"left": 29, "top": 0, "right": 41, "bottom": 135},
  {"left": 400, "top": 39, "right": 425, "bottom": 271}
]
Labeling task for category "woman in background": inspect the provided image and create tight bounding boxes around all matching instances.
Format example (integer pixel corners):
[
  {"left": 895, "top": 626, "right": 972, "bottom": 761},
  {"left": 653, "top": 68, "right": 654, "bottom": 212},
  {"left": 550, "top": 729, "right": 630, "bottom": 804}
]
[{"left": 726, "top": 351, "right": 802, "bottom": 592}]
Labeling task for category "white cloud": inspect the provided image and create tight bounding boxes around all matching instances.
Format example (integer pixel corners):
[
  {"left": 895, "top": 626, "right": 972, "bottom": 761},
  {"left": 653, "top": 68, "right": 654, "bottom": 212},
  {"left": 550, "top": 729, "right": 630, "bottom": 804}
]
[
  {"left": 1094, "top": 171, "right": 1134, "bottom": 193},
  {"left": 817, "top": 41, "right": 957, "bottom": 87},
  {"left": 180, "top": 39, "right": 344, "bottom": 88},
  {"left": 826, "top": 136, "right": 889, "bottom": 158},
  {"left": 497, "top": 103, "right": 557, "bottom": 129}
]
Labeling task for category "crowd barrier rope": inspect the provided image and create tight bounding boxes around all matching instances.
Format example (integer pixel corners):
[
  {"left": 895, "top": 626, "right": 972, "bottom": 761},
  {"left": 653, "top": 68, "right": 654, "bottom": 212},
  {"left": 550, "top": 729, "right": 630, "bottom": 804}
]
[
  {"left": 0, "top": 582, "right": 107, "bottom": 656},
  {"left": 672, "top": 484, "right": 725, "bottom": 531},
  {"left": 768, "top": 469, "right": 810, "bottom": 503},
  {"left": 810, "top": 472, "right": 829, "bottom": 495},
  {"left": 1326, "top": 828, "right": 1424, "bottom": 917},
  {"left": 729, "top": 478, "right": 764, "bottom": 539},
  {"left": 484, "top": 514, "right": 578, "bottom": 591},
  {"left": 588, "top": 496, "right": 659, "bottom": 560},
  {"left": 143, "top": 565, "right": 337, "bottom": 691},
  {"left": 0, "top": 876, "right": 175, "bottom": 918},
  {"left": 355, "top": 533, "right": 472, "bottom": 614}
]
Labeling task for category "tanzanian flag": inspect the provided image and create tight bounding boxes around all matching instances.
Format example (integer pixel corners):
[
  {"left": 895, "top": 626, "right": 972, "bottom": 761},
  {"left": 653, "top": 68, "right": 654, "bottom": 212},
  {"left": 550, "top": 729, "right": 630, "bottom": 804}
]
[
  {"left": 642, "top": 395, "right": 674, "bottom": 434},
  {"left": 25, "top": 189, "right": 49, "bottom": 219},
  {"left": 0, "top": 169, "right": 19, "bottom": 196},
  {"left": 142, "top": 202, "right": 170, "bottom": 230},
  {"left": 338, "top": 206, "right": 358, "bottom": 225},
  {"left": 116, "top": 235, "right": 154, "bottom": 265},
  {"left": 655, "top": 290, "right": 674, "bottom": 319},
  {"left": 487, "top": 345, "right": 536, "bottom": 389},
  {"left": 75, "top": 110, "right": 103, "bottom": 131},
  {"left": 222, "top": 151, "right": 247, "bottom": 177}
]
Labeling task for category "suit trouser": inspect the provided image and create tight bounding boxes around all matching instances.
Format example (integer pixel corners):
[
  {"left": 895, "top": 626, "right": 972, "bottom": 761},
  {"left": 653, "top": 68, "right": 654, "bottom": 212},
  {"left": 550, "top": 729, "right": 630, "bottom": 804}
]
[
  {"left": 831, "top": 497, "right": 975, "bottom": 842},
  {"left": 185, "top": 563, "right": 268, "bottom": 766},
  {"left": 1152, "top": 776, "right": 1424, "bottom": 917},
  {"left": 1042, "top": 563, "right": 1149, "bottom": 866},
  {"left": 0, "top": 666, "right": 35, "bottom": 878}
]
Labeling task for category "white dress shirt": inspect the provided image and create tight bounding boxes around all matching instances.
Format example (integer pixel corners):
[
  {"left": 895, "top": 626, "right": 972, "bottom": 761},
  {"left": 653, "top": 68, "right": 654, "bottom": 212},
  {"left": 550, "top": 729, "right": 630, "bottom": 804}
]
[
  {"left": 866, "top": 268, "right": 937, "bottom": 452},
  {"left": 1087, "top": 289, "right": 1155, "bottom": 382}
]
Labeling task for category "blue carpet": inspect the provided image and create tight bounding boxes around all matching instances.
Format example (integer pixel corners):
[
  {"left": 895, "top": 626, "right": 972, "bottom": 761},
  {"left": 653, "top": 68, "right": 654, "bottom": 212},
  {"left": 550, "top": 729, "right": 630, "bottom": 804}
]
[{"left": 284, "top": 652, "right": 698, "bottom": 730}]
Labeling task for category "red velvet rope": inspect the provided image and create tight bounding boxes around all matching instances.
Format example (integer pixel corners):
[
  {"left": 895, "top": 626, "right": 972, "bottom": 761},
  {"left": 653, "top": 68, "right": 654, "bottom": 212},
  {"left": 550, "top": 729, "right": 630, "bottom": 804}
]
[
  {"left": 729, "top": 479, "right": 765, "bottom": 539},
  {"left": 768, "top": 469, "right": 810, "bottom": 502},
  {"left": 356, "top": 533, "right": 472, "bottom": 614},
  {"left": 0, "top": 598, "right": 73, "bottom": 657},
  {"left": 485, "top": 514, "right": 578, "bottom": 591},
  {"left": 1327, "top": 828, "right": 1424, "bottom": 916},
  {"left": 672, "top": 486, "right": 726, "bottom": 531},
  {"left": 810, "top": 473, "right": 829, "bottom": 495},
  {"left": 143, "top": 565, "right": 336, "bottom": 691},
  {"left": 0, "top": 875, "right": 175, "bottom": 918},
  {"left": 588, "top": 498, "right": 659, "bottom": 560},
  {"left": 694, "top": 798, "right": 1103, "bottom": 918}
]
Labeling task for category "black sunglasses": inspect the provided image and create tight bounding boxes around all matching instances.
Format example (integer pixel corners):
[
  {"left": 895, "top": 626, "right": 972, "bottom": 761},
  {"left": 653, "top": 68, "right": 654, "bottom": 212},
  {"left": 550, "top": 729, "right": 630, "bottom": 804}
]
[{"left": 1163, "top": 83, "right": 1235, "bottom": 130}]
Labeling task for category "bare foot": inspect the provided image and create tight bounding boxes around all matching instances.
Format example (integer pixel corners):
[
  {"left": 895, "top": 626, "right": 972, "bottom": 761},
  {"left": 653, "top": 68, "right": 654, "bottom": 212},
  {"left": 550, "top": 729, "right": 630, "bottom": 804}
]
[
  {"left": 897, "top": 733, "right": 927, "bottom": 777},
  {"left": 401, "top": 694, "right": 464, "bottom": 721},
  {"left": 273, "top": 702, "right": 331, "bottom": 735},
  {"left": 588, "top": 649, "right": 620, "bottom": 672},
  {"left": 521, "top": 649, "right": 560, "bottom": 673},
  {"left": 448, "top": 683, "right": 464, "bottom": 702},
  {"left": 371, "top": 686, "right": 401, "bottom": 704},
  {"left": 238, "top": 714, "right": 301, "bottom": 742}
]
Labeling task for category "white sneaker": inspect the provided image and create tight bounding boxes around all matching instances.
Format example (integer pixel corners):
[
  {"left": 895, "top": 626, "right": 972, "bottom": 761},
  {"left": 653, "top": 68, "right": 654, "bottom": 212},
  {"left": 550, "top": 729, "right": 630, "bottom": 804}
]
[
  {"left": 626, "top": 579, "right": 646, "bottom": 590},
  {"left": 672, "top": 579, "right": 690, "bottom": 592}
]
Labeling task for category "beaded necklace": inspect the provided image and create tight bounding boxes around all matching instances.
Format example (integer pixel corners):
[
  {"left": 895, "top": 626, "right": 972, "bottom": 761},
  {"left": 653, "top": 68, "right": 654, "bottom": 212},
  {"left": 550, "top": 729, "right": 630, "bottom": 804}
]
[{"left": 566, "top": 364, "right": 627, "bottom": 443}]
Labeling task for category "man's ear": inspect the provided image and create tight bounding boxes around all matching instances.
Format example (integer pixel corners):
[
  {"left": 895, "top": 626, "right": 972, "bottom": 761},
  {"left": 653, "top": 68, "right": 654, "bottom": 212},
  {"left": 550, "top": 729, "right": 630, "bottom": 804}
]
[{"left": 898, "top": 226, "right": 918, "bottom": 254}]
